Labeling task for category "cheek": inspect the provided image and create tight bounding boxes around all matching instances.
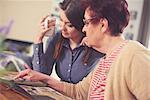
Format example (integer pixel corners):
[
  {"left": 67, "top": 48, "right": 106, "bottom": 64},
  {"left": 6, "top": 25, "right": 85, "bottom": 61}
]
[
  {"left": 68, "top": 28, "right": 77, "bottom": 35},
  {"left": 86, "top": 28, "right": 95, "bottom": 37},
  {"left": 68, "top": 29, "right": 74, "bottom": 33},
  {"left": 87, "top": 31, "right": 99, "bottom": 44},
  {"left": 85, "top": 28, "right": 92, "bottom": 36},
  {"left": 86, "top": 33, "right": 95, "bottom": 43}
]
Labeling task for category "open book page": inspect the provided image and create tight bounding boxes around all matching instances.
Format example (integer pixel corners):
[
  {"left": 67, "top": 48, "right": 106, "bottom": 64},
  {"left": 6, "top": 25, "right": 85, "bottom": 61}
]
[
  {"left": 0, "top": 71, "right": 72, "bottom": 100},
  {"left": 19, "top": 85, "right": 72, "bottom": 100}
]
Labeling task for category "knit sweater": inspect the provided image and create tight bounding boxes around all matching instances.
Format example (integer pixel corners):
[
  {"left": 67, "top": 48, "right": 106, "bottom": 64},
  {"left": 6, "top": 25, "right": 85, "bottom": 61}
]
[{"left": 61, "top": 41, "right": 150, "bottom": 100}]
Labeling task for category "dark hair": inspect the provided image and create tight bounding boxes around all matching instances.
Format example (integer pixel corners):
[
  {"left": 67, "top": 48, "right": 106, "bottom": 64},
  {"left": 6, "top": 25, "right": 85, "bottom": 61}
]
[
  {"left": 53, "top": 0, "right": 92, "bottom": 65},
  {"left": 59, "top": 0, "right": 84, "bottom": 32},
  {"left": 82, "top": 0, "right": 130, "bottom": 36}
]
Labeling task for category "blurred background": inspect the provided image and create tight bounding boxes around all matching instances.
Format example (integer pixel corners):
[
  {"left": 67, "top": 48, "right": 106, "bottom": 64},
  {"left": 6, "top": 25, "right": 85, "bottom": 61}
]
[{"left": 0, "top": 0, "right": 150, "bottom": 62}]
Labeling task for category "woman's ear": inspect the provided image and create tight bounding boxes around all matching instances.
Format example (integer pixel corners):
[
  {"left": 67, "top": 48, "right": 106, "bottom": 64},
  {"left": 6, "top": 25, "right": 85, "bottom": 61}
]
[{"left": 100, "top": 18, "right": 108, "bottom": 33}]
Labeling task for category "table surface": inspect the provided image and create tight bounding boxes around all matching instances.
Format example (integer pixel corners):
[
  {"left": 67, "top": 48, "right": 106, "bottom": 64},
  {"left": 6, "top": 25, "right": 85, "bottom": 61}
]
[
  {"left": 0, "top": 71, "right": 72, "bottom": 100},
  {"left": 0, "top": 83, "right": 32, "bottom": 100}
]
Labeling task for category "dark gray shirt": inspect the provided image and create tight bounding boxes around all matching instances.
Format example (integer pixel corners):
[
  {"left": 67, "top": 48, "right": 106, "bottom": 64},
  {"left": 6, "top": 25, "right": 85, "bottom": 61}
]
[{"left": 32, "top": 32, "right": 104, "bottom": 83}]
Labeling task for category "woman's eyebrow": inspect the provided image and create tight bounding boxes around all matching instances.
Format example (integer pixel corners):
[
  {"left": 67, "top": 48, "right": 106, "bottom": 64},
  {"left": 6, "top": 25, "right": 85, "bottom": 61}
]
[{"left": 59, "top": 17, "right": 71, "bottom": 24}]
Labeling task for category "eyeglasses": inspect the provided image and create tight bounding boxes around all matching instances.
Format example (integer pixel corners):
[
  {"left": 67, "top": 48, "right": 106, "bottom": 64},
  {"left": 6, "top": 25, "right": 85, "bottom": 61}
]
[{"left": 83, "top": 16, "right": 98, "bottom": 26}]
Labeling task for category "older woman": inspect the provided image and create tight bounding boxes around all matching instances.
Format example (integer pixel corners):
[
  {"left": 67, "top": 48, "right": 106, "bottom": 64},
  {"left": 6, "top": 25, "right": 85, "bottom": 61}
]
[{"left": 15, "top": 0, "right": 150, "bottom": 100}]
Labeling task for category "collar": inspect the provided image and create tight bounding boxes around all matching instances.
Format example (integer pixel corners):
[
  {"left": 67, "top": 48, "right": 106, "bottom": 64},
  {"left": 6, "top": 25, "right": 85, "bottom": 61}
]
[{"left": 63, "top": 38, "right": 84, "bottom": 49}]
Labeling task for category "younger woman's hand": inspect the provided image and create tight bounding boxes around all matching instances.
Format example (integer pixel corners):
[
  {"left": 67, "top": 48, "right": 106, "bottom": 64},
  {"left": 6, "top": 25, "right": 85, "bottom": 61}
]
[
  {"left": 35, "top": 15, "right": 56, "bottom": 44},
  {"left": 80, "top": 37, "right": 91, "bottom": 47}
]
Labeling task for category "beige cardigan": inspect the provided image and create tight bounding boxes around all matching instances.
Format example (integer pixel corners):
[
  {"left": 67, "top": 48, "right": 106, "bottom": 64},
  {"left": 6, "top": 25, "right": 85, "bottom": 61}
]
[{"left": 61, "top": 41, "right": 150, "bottom": 100}]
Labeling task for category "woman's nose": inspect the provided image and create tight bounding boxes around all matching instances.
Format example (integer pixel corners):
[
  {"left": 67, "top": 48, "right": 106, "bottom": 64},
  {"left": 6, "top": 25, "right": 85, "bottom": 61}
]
[{"left": 82, "top": 26, "right": 86, "bottom": 34}]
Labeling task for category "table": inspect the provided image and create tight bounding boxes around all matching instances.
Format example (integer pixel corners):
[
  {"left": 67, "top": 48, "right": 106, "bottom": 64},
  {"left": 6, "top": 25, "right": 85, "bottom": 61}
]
[
  {"left": 0, "top": 72, "right": 72, "bottom": 100},
  {"left": 0, "top": 83, "right": 31, "bottom": 100}
]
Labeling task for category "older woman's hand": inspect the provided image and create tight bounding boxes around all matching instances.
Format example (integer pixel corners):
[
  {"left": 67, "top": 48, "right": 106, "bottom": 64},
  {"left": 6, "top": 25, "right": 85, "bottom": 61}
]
[
  {"left": 14, "top": 68, "right": 64, "bottom": 93},
  {"left": 14, "top": 69, "right": 50, "bottom": 82}
]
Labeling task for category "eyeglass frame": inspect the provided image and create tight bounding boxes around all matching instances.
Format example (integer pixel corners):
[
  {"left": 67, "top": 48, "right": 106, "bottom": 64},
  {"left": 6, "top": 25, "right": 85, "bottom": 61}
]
[{"left": 83, "top": 16, "right": 98, "bottom": 26}]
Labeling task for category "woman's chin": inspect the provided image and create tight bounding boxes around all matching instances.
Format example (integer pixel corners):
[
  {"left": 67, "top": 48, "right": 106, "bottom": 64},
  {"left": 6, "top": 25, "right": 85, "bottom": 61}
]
[{"left": 62, "top": 34, "right": 70, "bottom": 38}]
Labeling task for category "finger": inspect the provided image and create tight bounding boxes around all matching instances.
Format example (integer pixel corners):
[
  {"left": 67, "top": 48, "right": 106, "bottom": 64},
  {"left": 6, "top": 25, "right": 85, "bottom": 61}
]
[
  {"left": 40, "top": 20, "right": 55, "bottom": 30},
  {"left": 80, "top": 38, "right": 85, "bottom": 45},
  {"left": 81, "top": 38, "right": 91, "bottom": 47},
  {"left": 40, "top": 14, "right": 50, "bottom": 23},
  {"left": 47, "top": 20, "right": 56, "bottom": 28},
  {"left": 40, "top": 22, "right": 45, "bottom": 26},
  {"left": 43, "top": 27, "right": 54, "bottom": 34},
  {"left": 83, "top": 40, "right": 91, "bottom": 47},
  {"left": 13, "top": 69, "right": 31, "bottom": 80},
  {"left": 80, "top": 37, "right": 88, "bottom": 45},
  {"left": 14, "top": 73, "right": 24, "bottom": 80},
  {"left": 24, "top": 63, "right": 31, "bottom": 69},
  {"left": 40, "top": 23, "right": 47, "bottom": 31},
  {"left": 47, "top": 18, "right": 56, "bottom": 24},
  {"left": 40, "top": 22, "right": 46, "bottom": 29},
  {"left": 40, "top": 24, "right": 45, "bottom": 30},
  {"left": 23, "top": 76, "right": 32, "bottom": 81},
  {"left": 80, "top": 41, "right": 85, "bottom": 46}
]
